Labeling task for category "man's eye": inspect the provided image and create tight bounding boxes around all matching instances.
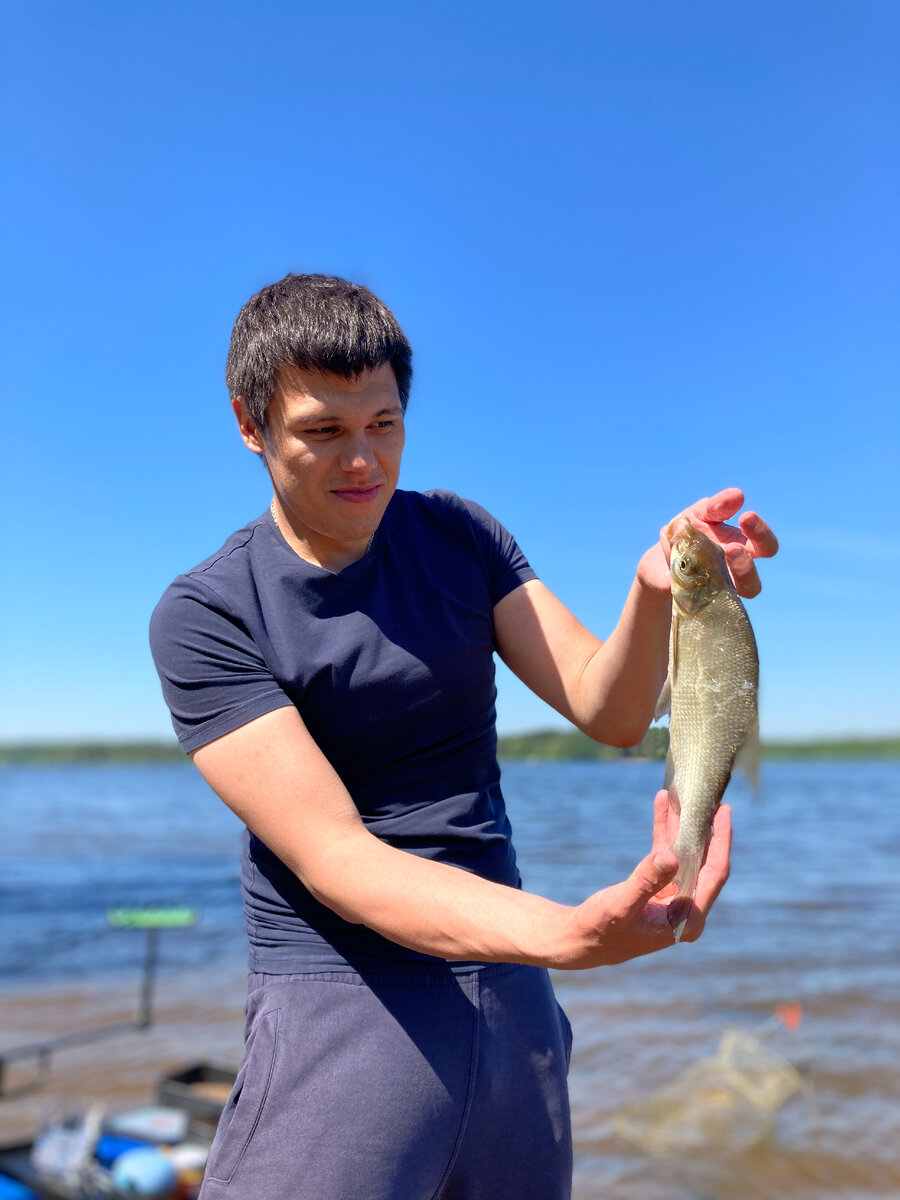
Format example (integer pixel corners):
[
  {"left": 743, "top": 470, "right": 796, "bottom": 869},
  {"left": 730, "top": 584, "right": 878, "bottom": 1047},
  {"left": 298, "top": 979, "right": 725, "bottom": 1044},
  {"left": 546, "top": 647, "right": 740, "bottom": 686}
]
[
  {"left": 372, "top": 419, "right": 395, "bottom": 430},
  {"left": 306, "top": 426, "right": 338, "bottom": 436}
]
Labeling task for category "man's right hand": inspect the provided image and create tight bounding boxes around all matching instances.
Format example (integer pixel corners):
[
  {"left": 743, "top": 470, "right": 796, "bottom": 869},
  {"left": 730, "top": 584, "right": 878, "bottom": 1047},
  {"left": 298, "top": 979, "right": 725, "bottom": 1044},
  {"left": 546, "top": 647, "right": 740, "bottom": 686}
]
[{"left": 550, "top": 791, "right": 732, "bottom": 968}]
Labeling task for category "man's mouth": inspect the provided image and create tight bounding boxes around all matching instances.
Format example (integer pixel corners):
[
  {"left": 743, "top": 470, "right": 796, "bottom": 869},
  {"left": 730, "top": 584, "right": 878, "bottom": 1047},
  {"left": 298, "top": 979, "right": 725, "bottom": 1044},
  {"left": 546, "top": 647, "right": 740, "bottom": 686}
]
[{"left": 332, "top": 485, "right": 380, "bottom": 504}]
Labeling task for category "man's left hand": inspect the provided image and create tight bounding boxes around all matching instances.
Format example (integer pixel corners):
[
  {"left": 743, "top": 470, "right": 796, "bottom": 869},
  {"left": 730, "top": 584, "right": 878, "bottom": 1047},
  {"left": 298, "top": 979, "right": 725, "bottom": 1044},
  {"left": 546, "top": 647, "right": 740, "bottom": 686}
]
[{"left": 639, "top": 486, "right": 779, "bottom": 598}]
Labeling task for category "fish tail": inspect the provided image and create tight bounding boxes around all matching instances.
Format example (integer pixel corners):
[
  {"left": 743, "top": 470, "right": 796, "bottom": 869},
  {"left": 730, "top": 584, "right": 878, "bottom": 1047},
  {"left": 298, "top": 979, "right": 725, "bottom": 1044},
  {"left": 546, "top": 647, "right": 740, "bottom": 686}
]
[{"left": 667, "top": 846, "right": 704, "bottom": 943}]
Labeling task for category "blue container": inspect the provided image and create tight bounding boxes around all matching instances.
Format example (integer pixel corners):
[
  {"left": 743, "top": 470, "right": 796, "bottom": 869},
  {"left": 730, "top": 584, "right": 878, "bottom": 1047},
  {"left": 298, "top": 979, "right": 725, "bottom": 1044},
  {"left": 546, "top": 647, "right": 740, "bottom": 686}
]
[
  {"left": 111, "top": 1147, "right": 178, "bottom": 1197},
  {"left": 0, "top": 1175, "right": 40, "bottom": 1200},
  {"left": 95, "top": 1133, "right": 146, "bottom": 1168}
]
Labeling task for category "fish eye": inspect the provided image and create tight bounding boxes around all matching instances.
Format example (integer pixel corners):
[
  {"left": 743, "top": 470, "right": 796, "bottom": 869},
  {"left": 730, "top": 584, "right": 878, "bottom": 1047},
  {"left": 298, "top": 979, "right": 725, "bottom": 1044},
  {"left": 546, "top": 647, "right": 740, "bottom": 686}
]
[{"left": 679, "top": 558, "right": 688, "bottom": 571}]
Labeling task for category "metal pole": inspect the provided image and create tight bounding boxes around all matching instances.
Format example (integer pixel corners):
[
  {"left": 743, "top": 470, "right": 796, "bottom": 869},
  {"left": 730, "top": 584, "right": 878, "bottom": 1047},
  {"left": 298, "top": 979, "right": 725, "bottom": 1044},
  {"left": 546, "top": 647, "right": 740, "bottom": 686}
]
[{"left": 138, "top": 926, "right": 160, "bottom": 1029}]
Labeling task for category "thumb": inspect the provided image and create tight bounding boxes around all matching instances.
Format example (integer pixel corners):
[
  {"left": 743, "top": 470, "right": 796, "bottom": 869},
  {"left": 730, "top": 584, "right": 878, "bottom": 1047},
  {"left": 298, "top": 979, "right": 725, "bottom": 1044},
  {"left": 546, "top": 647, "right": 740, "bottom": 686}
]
[
  {"left": 659, "top": 525, "right": 673, "bottom": 566},
  {"left": 617, "top": 849, "right": 678, "bottom": 918}
]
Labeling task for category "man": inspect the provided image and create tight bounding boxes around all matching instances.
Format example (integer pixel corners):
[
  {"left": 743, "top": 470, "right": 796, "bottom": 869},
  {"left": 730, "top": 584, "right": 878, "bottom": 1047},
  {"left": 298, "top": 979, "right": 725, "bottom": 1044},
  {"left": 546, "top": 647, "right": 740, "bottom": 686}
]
[{"left": 151, "top": 273, "right": 777, "bottom": 1199}]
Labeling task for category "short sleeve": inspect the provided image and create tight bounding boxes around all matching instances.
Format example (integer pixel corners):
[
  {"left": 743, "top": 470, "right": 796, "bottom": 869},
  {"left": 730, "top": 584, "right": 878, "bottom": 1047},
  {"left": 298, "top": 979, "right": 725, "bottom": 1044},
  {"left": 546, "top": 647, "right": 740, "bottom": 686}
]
[
  {"left": 149, "top": 576, "right": 293, "bottom": 754},
  {"left": 456, "top": 496, "right": 538, "bottom": 605}
]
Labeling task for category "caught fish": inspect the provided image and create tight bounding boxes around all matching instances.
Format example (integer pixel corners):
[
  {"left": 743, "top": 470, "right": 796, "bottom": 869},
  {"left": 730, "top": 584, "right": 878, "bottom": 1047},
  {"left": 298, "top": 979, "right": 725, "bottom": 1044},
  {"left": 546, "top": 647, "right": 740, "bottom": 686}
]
[{"left": 655, "top": 518, "right": 759, "bottom": 941}]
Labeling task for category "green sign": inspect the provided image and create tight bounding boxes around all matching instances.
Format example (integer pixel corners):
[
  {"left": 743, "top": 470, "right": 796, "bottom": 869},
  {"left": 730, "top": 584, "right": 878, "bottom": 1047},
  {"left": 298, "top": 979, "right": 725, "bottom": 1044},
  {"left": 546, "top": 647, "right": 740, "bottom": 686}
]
[{"left": 107, "top": 907, "right": 199, "bottom": 928}]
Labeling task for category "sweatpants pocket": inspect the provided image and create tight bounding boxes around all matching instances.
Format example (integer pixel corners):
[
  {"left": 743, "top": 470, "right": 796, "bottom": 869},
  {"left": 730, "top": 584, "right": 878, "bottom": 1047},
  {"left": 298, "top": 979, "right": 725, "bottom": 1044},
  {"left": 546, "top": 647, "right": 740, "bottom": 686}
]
[
  {"left": 557, "top": 1001, "right": 574, "bottom": 1071},
  {"left": 206, "top": 1006, "right": 281, "bottom": 1184}
]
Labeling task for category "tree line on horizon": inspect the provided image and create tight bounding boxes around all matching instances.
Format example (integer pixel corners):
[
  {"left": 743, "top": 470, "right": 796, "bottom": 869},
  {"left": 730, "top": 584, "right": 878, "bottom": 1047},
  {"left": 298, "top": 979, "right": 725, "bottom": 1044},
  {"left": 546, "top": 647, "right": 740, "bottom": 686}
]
[{"left": 1, "top": 730, "right": 898, "bottom": 764}]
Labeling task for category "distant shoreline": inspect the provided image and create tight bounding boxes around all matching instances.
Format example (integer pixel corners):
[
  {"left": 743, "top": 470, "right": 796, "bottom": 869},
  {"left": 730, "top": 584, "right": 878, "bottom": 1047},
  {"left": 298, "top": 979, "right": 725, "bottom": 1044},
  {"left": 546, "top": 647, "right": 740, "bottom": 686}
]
[
  {"left": 497, "top": 729, "right": 900, "bottom": 761},
  {"left": 1, "top": 730, "right": 898, "bottom": 764}
]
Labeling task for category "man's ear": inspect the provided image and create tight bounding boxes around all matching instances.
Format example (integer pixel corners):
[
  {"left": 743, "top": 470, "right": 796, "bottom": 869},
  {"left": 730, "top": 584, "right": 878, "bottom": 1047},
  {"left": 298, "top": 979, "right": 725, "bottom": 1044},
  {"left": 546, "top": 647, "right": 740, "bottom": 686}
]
[{"left": 232, "top": 397, "right": 266, "bottom": 456}]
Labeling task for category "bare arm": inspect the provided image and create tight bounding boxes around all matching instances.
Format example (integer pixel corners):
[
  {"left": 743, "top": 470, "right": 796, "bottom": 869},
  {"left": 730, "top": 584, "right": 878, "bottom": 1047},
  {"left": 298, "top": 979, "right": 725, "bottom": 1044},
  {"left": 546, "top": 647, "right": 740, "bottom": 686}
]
[
  {"left": 494, "top": 575, "right": 671, "bottom": 748},
  {"left": 495, "top": 488, "right": 779, "bottom": 748},
  {"left": 191, "top": 706, "right": 727, "bottom": 967}
]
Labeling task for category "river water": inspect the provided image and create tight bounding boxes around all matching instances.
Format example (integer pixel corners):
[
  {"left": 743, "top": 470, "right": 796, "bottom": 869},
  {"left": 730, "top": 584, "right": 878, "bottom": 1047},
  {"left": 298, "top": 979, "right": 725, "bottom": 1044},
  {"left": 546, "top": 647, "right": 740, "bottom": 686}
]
[{"left": 2, "top": 759, "right": 898, "bottom": 1198}]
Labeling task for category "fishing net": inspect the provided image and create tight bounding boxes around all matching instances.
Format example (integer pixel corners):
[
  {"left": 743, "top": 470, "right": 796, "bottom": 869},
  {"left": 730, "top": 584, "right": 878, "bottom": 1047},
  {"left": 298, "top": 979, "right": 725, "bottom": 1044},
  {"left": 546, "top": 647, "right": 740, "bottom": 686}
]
[{"left": 613, "top": 1027, "right": 805, "bottom": 1155}]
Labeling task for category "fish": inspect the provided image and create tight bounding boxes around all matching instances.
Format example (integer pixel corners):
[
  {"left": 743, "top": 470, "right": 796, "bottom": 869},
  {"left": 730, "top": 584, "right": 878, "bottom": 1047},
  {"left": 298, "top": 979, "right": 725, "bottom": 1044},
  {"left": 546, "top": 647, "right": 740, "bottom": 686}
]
[{"left": 655, "top": 518, "right": 759, "bottom": 941}]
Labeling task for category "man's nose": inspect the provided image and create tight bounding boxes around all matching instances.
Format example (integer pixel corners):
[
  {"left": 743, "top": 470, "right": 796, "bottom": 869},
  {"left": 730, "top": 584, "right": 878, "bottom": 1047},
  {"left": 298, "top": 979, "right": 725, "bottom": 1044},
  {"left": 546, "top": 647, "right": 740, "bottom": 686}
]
[{"left": 340, "top": 431, "right": 377, "bottom": 472}]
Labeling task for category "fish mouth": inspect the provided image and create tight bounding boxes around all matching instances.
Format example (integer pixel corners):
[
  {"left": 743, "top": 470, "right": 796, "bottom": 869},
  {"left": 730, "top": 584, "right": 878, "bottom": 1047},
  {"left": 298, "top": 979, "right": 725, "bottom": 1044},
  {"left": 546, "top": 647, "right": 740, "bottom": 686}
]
[
  {"left": 666, "top": 519, "right": 724, "bottom": 605},
  {"left": 667, "top": 520, "right": 705, "bottom": 582},
  {"left": 665, "top": 516, "right": 690, "bottom": 539},
  {"left": 666, "top": 517, "right": 700, "bottom": 549}
]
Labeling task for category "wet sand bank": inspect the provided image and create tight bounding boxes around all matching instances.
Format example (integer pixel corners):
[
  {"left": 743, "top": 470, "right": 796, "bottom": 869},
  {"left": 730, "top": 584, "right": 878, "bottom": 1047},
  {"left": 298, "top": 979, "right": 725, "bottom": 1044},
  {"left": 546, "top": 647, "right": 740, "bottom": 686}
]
[
  {"left": 0, "top": 967, "right": 247, "bottom": 1143},
  {"left": 3, "top": 966, "right": 900, "bottom": 1200}
]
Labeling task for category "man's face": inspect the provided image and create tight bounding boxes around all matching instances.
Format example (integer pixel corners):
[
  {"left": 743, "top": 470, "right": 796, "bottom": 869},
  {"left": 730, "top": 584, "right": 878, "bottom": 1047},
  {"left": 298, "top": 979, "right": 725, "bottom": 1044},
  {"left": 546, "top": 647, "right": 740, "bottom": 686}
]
[{"left": 234, "top": 362, "right": 405, "bottom": 570}]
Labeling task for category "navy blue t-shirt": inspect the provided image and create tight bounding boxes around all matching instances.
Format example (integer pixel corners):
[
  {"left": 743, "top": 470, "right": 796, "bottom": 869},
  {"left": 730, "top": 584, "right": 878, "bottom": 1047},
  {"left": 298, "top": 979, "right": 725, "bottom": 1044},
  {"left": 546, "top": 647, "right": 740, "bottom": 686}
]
[{"left": 150, "top": 489, "right": 538, "bottom": 973}]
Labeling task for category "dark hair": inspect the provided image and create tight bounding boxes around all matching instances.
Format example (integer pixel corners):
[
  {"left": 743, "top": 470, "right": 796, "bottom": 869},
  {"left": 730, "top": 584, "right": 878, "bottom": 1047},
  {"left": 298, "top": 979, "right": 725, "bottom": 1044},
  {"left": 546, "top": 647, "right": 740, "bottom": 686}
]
[{"left": 225, "top": 274, "right": 412, "bottom": 429}]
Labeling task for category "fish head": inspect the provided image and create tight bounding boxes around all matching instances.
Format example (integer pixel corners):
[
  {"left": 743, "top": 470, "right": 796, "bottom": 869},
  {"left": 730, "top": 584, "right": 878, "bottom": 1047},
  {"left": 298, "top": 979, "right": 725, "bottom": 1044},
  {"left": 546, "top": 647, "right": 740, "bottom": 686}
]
[{"left": 665, "top": 518, "right": 730, "bottom": 615}]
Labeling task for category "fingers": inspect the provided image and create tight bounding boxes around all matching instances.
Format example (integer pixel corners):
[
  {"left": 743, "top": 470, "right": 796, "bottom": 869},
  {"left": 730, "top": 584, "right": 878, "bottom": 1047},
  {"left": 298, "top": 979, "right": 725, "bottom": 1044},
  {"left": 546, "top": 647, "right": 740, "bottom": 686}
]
[
  {"left": 739, "top": 510, "right": 779, "bottom": 558},
  {"left": 702, "top": 802, "right": 732, "bottom": 903},
  {"left": 729, "top": 510, "right": 778, "bottom": 598},
  {"left": 675, "top": 490, "right": 778, "bottom": 600},
  {"left": 650, "top": 789, "right": 680, "bottom": 900},
  {"left": 690, "top": 488, "right": 745, "bottom": 525},
  {"left": 651, "top": 789, "right": 670, "bottom": 849},
  {"left": 725, "top": 510, "right": 778, "bottom": 597},
  {"left": 571, "top": 796, "right": 728, "bottom": 963},
  {"left": 618, "top": 846, "right": 678, "bottom": 921},
  {"left": 724, "top": 543, "right": 762, "bottom": 598},
  {"left": 568, "top": 845, "right": 678, "bottom": 966},
  {"left": 679, "top": 804, "right": 732, "bottom": 942}
]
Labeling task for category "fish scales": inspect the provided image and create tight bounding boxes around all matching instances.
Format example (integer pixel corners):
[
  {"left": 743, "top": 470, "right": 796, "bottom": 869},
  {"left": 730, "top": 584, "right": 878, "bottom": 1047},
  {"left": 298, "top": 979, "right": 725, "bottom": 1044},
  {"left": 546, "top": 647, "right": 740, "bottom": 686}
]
[{"left": 658, "top": 519, "right": 759, "bottom": 940}]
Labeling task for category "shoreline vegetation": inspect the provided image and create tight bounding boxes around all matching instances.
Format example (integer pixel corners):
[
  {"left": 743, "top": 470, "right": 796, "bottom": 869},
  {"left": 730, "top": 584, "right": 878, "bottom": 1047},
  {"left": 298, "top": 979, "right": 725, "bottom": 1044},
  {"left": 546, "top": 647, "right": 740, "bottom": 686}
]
[{"left": 1, "top": 731, "right": 898, "bottom": 764}]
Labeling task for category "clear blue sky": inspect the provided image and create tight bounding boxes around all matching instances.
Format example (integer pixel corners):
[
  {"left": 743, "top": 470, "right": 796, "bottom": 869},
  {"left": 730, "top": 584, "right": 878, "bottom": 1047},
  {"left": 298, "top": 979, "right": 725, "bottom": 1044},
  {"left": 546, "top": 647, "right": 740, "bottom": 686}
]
[{"left": 1, "top": 1, "right": 897, "bottom": 743}]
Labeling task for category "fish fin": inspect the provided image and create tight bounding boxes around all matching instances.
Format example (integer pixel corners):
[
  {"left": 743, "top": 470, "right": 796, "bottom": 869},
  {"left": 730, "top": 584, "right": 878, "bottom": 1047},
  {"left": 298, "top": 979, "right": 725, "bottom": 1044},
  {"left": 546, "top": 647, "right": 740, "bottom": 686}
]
[
  {"left": 667, "top": 845, "right": 703, "bottom": 943},
  {"left": 735, "top": 716, "right": 761, "bottom": 799},
  {"left": 653, "top": 614, "right": 677, "bottom": 722},
  {"left": 663, "top": 750, "right": 677, "bottom": 803},
  {"left": 670, "top": 612, "right": 679, "bottom": 685},
  {"left": 654, "top": 676, "right": 671, "bottom": 722}
]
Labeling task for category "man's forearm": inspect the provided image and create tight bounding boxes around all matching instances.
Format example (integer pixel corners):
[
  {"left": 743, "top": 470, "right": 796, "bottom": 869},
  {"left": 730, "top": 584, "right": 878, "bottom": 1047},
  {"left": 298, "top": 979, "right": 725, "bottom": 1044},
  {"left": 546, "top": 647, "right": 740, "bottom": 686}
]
[
  {"left": 290, "top": 813, "right": 686, "bottom": 970},
  {"left": 576, "top": 574, "right": 671, "bottom": 747},
  {"left": 192, "top": 710, "right": 686, "bottom": 971},
  {"left": 298, "top": 828, "right": 575, "bottom": 966}
]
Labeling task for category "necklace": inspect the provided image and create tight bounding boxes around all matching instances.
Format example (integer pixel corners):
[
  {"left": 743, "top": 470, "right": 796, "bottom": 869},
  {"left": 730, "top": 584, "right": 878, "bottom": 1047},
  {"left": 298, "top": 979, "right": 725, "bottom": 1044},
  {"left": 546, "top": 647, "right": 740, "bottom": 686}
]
[{"left": 270, "top": 501, "right": 376, "bottom": 554}]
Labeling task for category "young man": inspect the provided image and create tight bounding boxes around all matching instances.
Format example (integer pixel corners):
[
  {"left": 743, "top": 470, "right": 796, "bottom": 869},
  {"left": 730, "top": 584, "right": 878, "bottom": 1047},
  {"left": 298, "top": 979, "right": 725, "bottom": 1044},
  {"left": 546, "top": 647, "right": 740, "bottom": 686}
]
[{"left": 150, "top": 273, "right": 777, "bottom": 1199}]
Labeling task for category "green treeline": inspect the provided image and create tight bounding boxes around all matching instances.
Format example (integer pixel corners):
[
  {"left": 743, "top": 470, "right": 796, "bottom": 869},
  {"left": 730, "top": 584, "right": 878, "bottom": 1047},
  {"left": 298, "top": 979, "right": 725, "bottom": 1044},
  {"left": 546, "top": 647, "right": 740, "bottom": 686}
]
[
  {"left": 0, "top": 741, "right": 186, "bottom": 764},
  {"left": 0, "top": 732, "right": 898, "bottom": 765},
  {"left": 760, "top": 736, "right": 900, "bottom": 760},
  {"left": 497, "top": 727, "right": 670, "bottom": 761},
  {"left": 496, "top": 729, "right": 900, "bottom": 761}
]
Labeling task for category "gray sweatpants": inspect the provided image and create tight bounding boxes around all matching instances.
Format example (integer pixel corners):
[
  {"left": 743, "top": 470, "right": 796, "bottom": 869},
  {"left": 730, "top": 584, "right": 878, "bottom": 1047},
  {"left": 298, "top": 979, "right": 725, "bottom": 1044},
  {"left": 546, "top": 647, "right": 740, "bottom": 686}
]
[{"left": 199, "top": 963, "right": 573, "bottom": 1200}]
